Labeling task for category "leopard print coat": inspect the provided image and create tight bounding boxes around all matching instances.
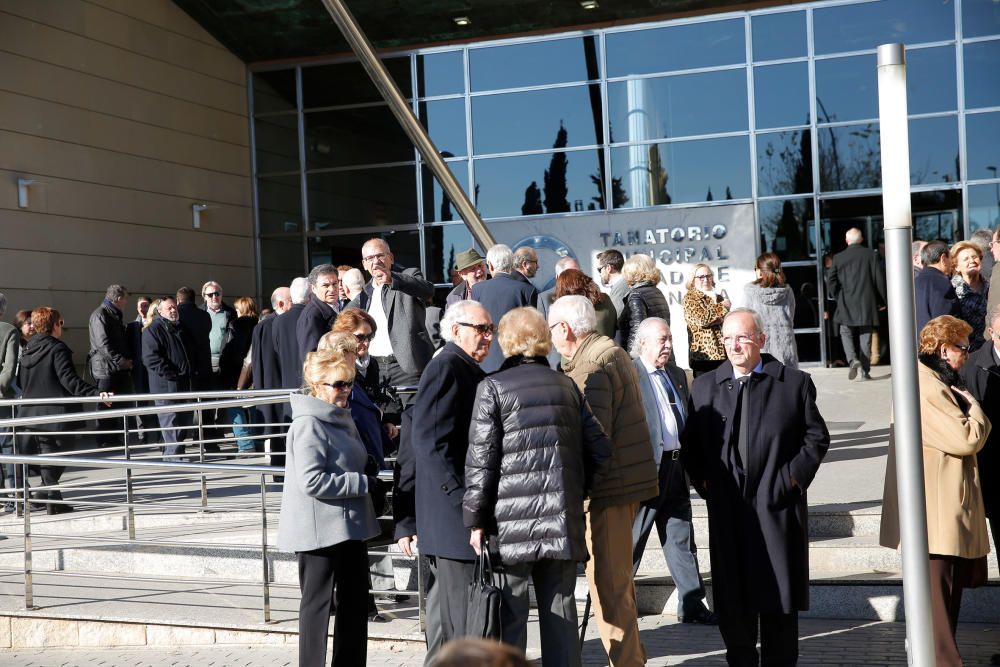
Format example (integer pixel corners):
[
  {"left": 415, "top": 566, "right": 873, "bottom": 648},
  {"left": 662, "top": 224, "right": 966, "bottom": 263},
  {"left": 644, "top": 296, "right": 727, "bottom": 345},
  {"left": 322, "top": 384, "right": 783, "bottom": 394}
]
[{"left": 683, "top": 289, "right": 727, "bottom": 362}]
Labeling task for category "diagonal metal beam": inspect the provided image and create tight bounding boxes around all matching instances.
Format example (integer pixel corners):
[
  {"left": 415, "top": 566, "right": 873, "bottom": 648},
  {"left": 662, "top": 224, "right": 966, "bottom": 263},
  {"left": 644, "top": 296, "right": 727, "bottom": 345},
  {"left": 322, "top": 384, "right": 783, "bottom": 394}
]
[{"left": 319, "top": 0, "right": 496, "bottom": 251}]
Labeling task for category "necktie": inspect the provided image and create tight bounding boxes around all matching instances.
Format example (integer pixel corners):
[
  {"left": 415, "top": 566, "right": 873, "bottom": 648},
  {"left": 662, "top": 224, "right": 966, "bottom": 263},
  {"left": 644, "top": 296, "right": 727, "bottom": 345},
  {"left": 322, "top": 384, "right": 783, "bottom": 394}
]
[
  {"left": 736, "top": 376, "right": 751, "bottom": 474},
  {"left": 655, "top": 369, "right": 685, "bottom": 433}
]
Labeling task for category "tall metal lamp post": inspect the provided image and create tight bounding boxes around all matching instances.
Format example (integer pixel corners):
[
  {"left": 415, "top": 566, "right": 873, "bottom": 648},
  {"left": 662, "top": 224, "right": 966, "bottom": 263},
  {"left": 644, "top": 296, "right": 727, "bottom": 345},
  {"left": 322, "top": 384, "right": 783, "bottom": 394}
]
[{"left": 877, "top": 43, "right": 935, "bottom": 667}]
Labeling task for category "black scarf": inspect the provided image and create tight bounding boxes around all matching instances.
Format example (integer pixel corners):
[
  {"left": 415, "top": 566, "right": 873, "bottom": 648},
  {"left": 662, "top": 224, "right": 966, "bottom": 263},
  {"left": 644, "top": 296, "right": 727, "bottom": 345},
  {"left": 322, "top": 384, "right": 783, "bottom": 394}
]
[{"left": 918, "top": 353, "right": 965, "bottom": 390}]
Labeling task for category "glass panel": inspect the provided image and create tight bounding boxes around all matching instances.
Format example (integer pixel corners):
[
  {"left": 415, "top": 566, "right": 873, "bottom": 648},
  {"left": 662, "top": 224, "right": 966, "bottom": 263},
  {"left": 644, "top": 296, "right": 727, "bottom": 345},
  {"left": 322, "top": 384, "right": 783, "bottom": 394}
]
[
  {"left": 794, "top": 332, "right": 821, "bottom": 365},
  {"left": 784, "top": 265, "right": 821, "bottom": 328},
  {"left": 815, "top": 54, "right": 877, "bottom": 124},
  {"left": 304, "top": 107, "right": 413, "bottom": 169},
  {"left": 909, "top": 115, "right": 959, "bottom": 185},
  {"left": 963, "top": 0, "right": 1000, "bottom": 39},
  {"left": 473, "top": 149, "right": 606, "bottom": 218},
  {"left": 911, "top": 190, "right": 962, "bottom": 242},
  {"left": 607, "top": 70, "right": 748, "bottom": 142},
  {"left": 606, "top": 19, "right": 745, "bottom": 78},
  {"left": 415, "top": 51, "right": 464, "bottom": 97},
  {"left": 964, "top": 40, "right": 1000, "bottom": 110},
  {"left": 424, "top": 225, "right": 481, "bottom": 284},
  {"left": 756, "top": 129, "right": 813, "bottom": 197},
  {"left": 610, "top": 136, "right": 751, "bottom": 207},
  {"left": 254, "top": 114, "right": 299, "bottom": 174},
  {"left": 307, "top": 166, "right": 417, "bottom": 230},
  {"left": 969, "top": 183, "right": 1000, "bottom": 231},
  {"left": 967, "top": 112, "right": 1000, "bottom": 180},
  {"left": 260, "top": 235, "right": 304, "bottom": 293},
  {"left": 905, "top": 47, "right": 957, "bottom": 114},
  {"left": 252, "top": 70, "right": 297, "bottom": 114},
  {"left": 421, "top": 161, "right": 470, "bottom": 222},
  {"left": 818, "top": 122, "right": 881, "bottom": 192},
  {"left": 813, "top": 0, "right": 955, "bottom": 55},
  {"left": 758, "top": 198, "right": 815, "bottom": 260},
  {"left": 752, "top": 11, "right": 807, "bottom": 62},
  {"left": 469, "top": 37, "right": 601, "bottom": 91},
  {"left": 754, "top": 62, "right": 810, "bottom": 129},
  {"left": 307, "top": 230, "right": 421, "bottom": 273},
  {"left": 471, "top": 85, "right": 603, "bottom": 155},
  {"left": 418, "top": 98, "right": 467, "bottom": 158},
  {"left": 301, "top": 58, "right": 412, "bottom": 108},
  {"left": 257, "top": 175, "right": 302, "bottom": 235}
]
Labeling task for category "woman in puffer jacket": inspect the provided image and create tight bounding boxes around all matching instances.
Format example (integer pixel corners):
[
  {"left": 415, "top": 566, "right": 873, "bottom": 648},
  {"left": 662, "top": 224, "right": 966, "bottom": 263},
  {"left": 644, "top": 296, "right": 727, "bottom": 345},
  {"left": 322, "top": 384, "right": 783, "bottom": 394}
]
[{"left": 464, "top": 307, "right": 611, "bottom": 667}]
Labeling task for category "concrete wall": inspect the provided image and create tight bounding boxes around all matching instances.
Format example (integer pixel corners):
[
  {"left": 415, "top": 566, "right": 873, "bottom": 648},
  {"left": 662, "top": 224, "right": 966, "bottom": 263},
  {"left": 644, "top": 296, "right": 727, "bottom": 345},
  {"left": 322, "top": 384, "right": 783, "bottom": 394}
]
[{"left": 0, "top": 0, "right": 254, "bottom": 363}]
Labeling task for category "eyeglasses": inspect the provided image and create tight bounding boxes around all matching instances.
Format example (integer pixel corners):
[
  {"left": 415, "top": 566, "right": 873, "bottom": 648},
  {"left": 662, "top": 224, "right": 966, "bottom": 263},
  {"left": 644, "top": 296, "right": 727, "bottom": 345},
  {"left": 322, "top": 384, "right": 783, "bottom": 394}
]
[
  {"left": 549, "top": 321, "right": 564, "bottom": 331},
  {"left": 363, "top": 252, "right": 389, "bottom": 264},
  {"left": 322, "top": 380, "right": 354, "bottom": 390},
  {"left": 458, "top": 322, "right": 496, "bottom": 336},
  {"left": 723, "top": 335, "right": 758, "bottom": 347},
  {"left": 354, "top": 333, "right": 374, "bottom": 343},
  {"left": 954, "top": 343, "right": 970, "bottom": 353},
  {"left": 695, "top": 274, "right": 714, "bottom": 281},
  {"left": 204, "top": 292, "right": 221, "bottom": 298}
]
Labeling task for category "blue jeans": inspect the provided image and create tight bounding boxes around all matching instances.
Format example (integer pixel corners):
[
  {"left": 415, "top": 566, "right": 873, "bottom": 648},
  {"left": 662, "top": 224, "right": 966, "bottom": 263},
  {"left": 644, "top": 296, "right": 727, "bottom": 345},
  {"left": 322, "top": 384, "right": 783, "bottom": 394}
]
[{"left": 229, "top": 407, "right": 262, "bottom": 452}]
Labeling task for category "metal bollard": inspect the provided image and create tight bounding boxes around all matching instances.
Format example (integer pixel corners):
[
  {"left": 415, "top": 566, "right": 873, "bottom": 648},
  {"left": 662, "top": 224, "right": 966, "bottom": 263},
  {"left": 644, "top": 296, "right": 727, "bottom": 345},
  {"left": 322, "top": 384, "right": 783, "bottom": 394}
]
[
  {"left": 123, "top": 415, "right": 136, "bottom": 540},
  {"left": 260, "top": 474, "right": 271, "bottom": 623},
  {"left": 22, "top": 463, "right": 35, "bottom": 610},
  {"left": 197, "top": 400, "right": 208, "bottom": 510}
]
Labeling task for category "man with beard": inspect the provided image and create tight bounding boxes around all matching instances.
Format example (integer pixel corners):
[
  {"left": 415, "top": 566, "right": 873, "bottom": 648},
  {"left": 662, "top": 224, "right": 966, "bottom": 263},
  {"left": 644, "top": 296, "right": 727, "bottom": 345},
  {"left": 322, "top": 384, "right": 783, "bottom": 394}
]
[{"left": 142, "top": 298, "right": 196, "bottom": 462}]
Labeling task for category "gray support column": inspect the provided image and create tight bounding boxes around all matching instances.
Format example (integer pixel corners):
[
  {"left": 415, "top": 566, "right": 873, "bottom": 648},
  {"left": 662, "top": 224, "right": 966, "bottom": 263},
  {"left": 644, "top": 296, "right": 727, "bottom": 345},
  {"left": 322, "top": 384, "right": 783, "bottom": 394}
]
[
  {"left": 876, "top": 43, "right": 935, "bottom": 667},
  {"left": 319, "top": 0, "right": 496, "bottom": 250}
]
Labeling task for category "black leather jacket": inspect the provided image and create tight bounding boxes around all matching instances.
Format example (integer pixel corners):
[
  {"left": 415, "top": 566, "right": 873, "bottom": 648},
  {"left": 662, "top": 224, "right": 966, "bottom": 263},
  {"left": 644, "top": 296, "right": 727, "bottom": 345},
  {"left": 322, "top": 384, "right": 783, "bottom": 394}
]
[
  {"left": 619, "top": 282, "right": 670, "bottom": 353},
  {"left": 463, "top": 356, "right": 611, "bottom": 565},
  {"left": 88, "top": 301, "right": 129, "bottom": 379}
]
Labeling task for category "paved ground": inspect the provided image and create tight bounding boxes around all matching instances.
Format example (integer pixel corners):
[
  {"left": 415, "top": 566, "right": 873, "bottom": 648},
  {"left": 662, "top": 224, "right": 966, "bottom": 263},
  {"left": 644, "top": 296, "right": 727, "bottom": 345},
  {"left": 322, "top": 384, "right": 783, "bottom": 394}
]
[{"left": 3, "top": 618, "right": 999, "bottom": 665}]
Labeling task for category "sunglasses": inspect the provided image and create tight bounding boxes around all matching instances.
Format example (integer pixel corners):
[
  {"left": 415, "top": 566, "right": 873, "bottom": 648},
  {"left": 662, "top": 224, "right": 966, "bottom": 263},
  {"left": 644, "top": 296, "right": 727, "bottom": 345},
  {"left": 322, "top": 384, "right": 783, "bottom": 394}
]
[
  {"left": 458, "top": 322, "right": 496, "bottom": 335},
  {"left": 354, "top": 333, "right": 374, "bottom": 343},
  {"left": 322, "top": 380, "right": 354, "bottom": 390},
  {"left": 204, "top": 291, "right": 221, "bottom": 298}
]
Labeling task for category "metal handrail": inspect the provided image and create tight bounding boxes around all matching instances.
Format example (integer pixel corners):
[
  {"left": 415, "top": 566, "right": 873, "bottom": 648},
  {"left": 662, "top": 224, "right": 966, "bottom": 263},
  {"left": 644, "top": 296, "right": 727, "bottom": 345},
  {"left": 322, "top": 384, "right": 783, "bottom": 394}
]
[{"left": 0, "top": 387, "right": 294, "bottom": 408}]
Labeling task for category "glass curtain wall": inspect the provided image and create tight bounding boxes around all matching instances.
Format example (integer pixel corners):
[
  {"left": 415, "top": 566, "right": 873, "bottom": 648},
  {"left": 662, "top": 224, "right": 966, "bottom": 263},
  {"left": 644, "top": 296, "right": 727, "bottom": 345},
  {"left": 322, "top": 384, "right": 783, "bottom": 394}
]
[{"left": 250, "top": 0, "right": 1000, "bottom": 364}]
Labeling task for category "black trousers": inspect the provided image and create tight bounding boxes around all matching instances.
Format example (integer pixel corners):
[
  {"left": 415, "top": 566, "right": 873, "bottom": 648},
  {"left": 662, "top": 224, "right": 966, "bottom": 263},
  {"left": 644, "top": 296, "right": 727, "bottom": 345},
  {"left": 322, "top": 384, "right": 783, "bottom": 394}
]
[
  {"left": 719, "top": 610, "right": 798, "bottom": 666},
  {"left": 423, "top": 555, "right": 476, "bottom": 665},
  {"left": 96, "top": 371, "right": 133, "bottom": 445},
  {"left": 297, "top": 540, "right": 369, "bottom": 667},
  {"left": 16, "top": 433, "right": 67, "bottom": 501},
  {"left": 373, "top": 355, "right": 420, "bottom": 417}
]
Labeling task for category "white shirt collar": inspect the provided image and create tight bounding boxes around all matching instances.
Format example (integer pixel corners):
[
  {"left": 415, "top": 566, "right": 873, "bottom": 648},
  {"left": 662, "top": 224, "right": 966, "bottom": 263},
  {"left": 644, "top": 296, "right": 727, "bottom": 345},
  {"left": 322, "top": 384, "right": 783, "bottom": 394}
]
[{"left": 732, "top": 359, "right": 764, "bottom": 380}]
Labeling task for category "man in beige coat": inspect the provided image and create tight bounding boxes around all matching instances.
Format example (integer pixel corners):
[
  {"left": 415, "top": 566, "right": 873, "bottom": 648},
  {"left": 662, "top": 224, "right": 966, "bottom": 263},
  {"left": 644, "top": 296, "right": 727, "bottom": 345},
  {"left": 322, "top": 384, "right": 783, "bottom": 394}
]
[{"left": 550, "top": 295, "right": 658, "bottom": 667}]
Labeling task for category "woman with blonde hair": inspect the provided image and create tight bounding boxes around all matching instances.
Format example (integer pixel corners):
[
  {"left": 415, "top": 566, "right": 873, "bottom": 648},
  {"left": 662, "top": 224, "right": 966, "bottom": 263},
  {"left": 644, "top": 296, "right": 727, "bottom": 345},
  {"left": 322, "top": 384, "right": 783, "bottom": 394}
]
[
  {"left": 743, "top": 252, "right": 798, "bottom": 368},
  {"left": 682, "top": 263, "right": 731, "bottom": 376},
  {"left": 950, "top": 240, "right": 989, "bottom": 351},
  {"left": 619, "top": 254, "right": 670, "bottom": 353},
  {"left": 880, "top": 315, "right": 990, "bottom": 666},
  {"left": 277, "top": 350, "right": 379, "bottom": 666}
]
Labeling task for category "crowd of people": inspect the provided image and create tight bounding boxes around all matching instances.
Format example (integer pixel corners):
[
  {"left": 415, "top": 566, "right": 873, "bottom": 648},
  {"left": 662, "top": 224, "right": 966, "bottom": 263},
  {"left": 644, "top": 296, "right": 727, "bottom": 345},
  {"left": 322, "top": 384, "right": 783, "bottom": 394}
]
[{"left": 1, "top": 230, "right": 998, "bottom": 667}]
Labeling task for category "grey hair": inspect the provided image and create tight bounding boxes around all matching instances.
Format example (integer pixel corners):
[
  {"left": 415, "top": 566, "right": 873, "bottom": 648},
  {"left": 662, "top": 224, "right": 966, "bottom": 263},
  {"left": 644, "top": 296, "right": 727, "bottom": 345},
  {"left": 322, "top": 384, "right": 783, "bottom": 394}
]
[
  {"left": 440, "top": 300, "right": 485, "bottom": 343},
  {"left": 486, "top": 244, "right": 515, "bottom": 273},
  {"left": 513, "top": 246, "right": 536, "bottom": 269},
  {"left": 342, "top": 268, "right": 365, "bottom": 292},
  {"left": 554, "top": 256, "right": 580, "bottom": 275},
  {"left": 0, "top": 292, "right": 6, "bottom": 318},
  {"left": 725, "top": 307, "right": 765, "bottom": 335},
  {"left": 632, "top": 317, "right": 670, "bottom": 357},
  {"left": 550, "top": 295, "right": 597, "bottom": 337},
  {"left": 105, "top": 284, "right": 128, "bottom": 302},
  {"left": 290, "top": 277, "right": 311, "bottom": 304},
  {"left": 845, "top": 228, "right": 864, "bottom": 245},
  {"left": 363, "top": 237, "right": 391, "bottom": 254},
  {"left": 970, "top": 229, "right": 993, "bottom": 251},
  {"left": 308, "top": 263, "right": 338, "bottom": 287}
]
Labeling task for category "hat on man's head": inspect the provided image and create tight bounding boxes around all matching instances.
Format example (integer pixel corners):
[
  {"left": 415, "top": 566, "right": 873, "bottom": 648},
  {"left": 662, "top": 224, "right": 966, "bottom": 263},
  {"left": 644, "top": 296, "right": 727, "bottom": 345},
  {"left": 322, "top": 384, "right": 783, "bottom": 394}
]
[{"left": 454, "top": 248, "right": 485, "bottom": 271}]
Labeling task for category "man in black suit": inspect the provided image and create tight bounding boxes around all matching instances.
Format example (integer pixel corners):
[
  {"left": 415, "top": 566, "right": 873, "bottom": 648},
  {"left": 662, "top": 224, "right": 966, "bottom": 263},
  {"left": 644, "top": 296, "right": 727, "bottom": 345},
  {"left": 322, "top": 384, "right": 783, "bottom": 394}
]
[
  {"left": 682, "top": 308, "right": 829, "bottom": 666},
  {"left": 296, "top": 264, "right": 341, "bottom": 364},
  {"left": 176, "top": 286, "right": 212, "bottom": 392},
  {"left": 471, "top": 244, "right": 538, "bottom": 373},
  {"left": 349, "top": 238, "right": 435, "bottom": 411},
  {"left": 398, "top": 300, "right": 492, "bottom": 664},
  {"left": 249, "top": 286, "right": 290, "bottom": 456},
  {"left": 272, "top": 277, "right": 309, "bottom": 419},
  {"left": 825, "top": 228, "right": 886, "bottom": 381},
  {"left": 915, "top": 240, "right": 959, "bottom": 332},
  {"left": 630, "top": 317, "right": 716, "bottom": 625}
]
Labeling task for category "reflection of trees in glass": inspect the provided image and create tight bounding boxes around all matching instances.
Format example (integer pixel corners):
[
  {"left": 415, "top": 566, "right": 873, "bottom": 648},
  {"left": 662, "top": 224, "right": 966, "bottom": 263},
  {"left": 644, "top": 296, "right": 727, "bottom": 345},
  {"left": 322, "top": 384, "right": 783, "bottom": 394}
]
[
  {"left": 447, "top": 245, "right": 455, "bottom": 279},
  {"left": 544, "top": 123, "right": 570, "bottom": 213},
  {"left": 776, "top": 200, "right": 807, "bottom": 256},
  {"left": 758, "top": 129, "right": 812, "bottom": 196},
  {"left": 647, "top": 144, "right": 671, "bottom": 205},
  {"left": 595, "top": 175, "right": 627, "bottom": 209},
  {"left": 706, "top": 187, "right": 714, "bottom": 201},
  {"left": 819, "top": 123, "right": 881, "bottom": 191},
  {"left": 725, "top": 186, "right": 733, "bottom": 200},
  {"left": 522, "top": 181, "right": 544, "bottom": 215}
]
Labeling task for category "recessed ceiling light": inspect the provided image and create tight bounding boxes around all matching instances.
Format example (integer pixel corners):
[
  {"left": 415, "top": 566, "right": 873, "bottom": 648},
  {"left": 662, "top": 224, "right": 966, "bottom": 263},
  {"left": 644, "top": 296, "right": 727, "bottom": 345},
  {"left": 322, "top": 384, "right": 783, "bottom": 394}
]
[
  {"left": 453, "top": 16, "right": 471, "bottom": 26},
  {"left": 580, "top": 0, "right": 599, "bottom": 9}
]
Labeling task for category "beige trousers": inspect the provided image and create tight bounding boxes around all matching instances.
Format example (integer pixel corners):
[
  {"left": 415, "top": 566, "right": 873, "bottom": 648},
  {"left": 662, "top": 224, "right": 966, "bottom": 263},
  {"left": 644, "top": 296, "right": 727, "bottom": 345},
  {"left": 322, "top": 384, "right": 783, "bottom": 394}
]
[{"left": 585, "top": 501, "right": 646, "bottom": 667}]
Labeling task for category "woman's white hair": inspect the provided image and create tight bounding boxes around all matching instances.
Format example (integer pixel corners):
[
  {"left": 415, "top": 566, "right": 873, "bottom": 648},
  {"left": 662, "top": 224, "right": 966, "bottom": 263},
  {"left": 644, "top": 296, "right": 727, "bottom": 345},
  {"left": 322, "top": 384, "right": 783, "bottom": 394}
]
[
  {"left": 550, "top": 295, "right": 597, "bottom": 337},
  {"left": 440, "top": 300, "right": 486, "bottom": 343}
]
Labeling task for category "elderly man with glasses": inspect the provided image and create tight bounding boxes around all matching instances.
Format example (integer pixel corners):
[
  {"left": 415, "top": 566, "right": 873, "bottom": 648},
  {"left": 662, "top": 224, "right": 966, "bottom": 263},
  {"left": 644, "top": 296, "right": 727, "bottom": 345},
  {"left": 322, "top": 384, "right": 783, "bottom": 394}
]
[{"left": 681, "top": 308, "right": 829, "bottom": 667}]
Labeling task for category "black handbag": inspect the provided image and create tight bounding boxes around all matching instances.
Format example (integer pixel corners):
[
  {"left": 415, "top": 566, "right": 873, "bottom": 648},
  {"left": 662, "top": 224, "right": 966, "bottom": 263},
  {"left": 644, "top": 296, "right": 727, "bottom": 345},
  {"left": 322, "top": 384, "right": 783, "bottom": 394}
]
[{"left": 465, "top": 544, "right": 502, "bottom": 640}]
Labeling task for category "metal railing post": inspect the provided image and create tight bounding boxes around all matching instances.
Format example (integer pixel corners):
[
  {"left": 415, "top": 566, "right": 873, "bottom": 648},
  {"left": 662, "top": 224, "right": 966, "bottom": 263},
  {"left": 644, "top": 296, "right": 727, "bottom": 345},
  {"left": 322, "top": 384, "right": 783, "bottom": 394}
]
[
  {"left": 123, "top": 415, "right": 135, "bottom": 540},
  {"left": 22, "top": 463, "right": 34, "bottom": 610},
  {"left": 197, "top": 398, "right": 208, "bottom": 510},
  {"left": 417, "top": 552, "right": 425, "bottom": 633},
  {"left": 260, "top": 474, "right": 271, "bottom": 623}
]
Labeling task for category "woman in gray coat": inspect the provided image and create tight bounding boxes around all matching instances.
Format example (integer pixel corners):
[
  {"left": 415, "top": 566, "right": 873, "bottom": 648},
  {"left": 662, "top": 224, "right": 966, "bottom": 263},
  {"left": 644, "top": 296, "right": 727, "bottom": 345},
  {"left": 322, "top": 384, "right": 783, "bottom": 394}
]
[
  {"left": 276, "top": 351, "right": 380, "bottom": 667},
  {"left": 464, "top": 307, "right": 611, "bottom": 666},
  {"left": 743, "top": 252, "right": 799, "bottom": 368}
]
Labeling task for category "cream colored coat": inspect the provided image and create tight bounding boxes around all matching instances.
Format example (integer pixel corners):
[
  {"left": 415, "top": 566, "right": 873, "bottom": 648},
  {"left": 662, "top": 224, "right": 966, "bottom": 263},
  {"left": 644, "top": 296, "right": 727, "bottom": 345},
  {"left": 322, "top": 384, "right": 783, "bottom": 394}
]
[{"left": 880, "top": 363, "right": 991, "bottom": 558}]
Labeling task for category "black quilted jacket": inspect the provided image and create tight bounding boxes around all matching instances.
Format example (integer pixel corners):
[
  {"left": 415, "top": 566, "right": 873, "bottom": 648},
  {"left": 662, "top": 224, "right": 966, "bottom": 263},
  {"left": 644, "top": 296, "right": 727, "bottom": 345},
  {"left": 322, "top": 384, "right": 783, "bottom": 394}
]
[
  {"left": 619, "top": 282, "right": 670, "bottom": 353},
  {"left": 463, "top": 356, "right": 612, "bottom": 565}
]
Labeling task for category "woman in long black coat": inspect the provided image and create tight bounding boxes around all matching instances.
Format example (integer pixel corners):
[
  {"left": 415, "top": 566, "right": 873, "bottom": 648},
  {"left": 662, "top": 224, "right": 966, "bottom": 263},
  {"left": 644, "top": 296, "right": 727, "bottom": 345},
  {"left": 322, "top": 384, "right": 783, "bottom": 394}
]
[{"left": 18, "top": 307, "right": 106, "bottom": 514}]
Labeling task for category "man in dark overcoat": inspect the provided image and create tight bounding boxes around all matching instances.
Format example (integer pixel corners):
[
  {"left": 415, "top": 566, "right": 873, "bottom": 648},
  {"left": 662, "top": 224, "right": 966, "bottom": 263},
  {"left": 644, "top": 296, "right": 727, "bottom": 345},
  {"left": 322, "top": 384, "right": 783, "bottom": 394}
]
[
  {"left": 249, "top": 286, "right": 290, "bottom": 457},
  {"left": 914, "top": 240, "right": 959, "bottom": 332},
  {"left": 398, "top": 300, "right": 491, "bottom": 665},
  {"left": 471, "top": 244, "right": 537, "bottom": 373},
  {"left": 681, "top": 308, "right": 830, "bottom": 666},
  {"left": 825, "top": 227, "right": 886, "bottom": 381},
  {"left": 271, "top": 278, "right": 309, "bottom": 423},
  {"left": 296, "top": 264, "right": 341, "bottom": 365}
]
